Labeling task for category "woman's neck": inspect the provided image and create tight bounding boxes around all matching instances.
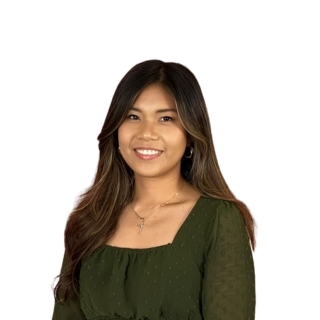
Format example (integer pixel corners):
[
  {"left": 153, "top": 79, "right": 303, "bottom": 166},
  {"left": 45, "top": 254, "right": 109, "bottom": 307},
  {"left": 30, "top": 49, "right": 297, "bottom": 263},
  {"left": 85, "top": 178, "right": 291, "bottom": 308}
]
[{"left": 132, "top": 174, "right": 186, "bottom": 208}]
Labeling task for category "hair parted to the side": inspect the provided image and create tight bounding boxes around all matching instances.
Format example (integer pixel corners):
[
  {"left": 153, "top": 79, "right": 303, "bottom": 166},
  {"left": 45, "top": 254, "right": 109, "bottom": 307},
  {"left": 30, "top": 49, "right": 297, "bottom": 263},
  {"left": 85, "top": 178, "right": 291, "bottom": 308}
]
[{"left": 54, "top": 59, "right": 255, "bottom": 302}]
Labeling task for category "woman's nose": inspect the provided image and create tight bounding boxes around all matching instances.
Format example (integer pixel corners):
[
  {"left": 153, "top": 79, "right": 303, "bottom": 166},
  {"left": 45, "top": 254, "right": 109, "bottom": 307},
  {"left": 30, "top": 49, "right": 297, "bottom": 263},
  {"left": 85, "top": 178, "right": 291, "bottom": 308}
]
[{"left": 136, "top": 121, "right": 158, "bottom": 141}]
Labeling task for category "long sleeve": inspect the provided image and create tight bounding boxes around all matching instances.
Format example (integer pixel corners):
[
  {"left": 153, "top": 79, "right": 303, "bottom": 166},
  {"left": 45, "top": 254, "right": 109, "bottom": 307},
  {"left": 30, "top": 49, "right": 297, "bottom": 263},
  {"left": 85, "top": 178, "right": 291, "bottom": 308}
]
[
  {"left": 52, "top": 251, "right": 86, "bottom": 320},
  {"left": 202, "top": 201, "right": 255, "bottom": 320}
]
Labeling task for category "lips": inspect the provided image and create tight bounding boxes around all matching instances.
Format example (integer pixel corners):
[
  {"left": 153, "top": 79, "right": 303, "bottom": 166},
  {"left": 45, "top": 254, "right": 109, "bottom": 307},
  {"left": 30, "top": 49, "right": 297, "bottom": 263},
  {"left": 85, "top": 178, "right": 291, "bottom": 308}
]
[
  {"left": 135, "top": 149, "right": 162, "bottom": 155},
  {"left": 133, "top": 148, "right": 163, "bottom": 160}
]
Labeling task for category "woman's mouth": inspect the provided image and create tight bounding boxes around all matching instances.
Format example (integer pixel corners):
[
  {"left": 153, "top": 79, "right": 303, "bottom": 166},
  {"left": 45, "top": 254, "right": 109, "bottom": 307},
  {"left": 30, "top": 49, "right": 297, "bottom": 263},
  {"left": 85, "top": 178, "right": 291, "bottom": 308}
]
[{"left": 134, "top": 149, "right": 163, "bottom": 160}]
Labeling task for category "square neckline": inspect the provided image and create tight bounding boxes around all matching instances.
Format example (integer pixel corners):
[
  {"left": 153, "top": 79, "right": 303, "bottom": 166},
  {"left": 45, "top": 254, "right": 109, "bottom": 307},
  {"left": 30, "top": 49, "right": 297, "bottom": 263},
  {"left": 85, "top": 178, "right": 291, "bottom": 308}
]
[{"left": 104, "top": 195, "right": 206, "bottom": 252}]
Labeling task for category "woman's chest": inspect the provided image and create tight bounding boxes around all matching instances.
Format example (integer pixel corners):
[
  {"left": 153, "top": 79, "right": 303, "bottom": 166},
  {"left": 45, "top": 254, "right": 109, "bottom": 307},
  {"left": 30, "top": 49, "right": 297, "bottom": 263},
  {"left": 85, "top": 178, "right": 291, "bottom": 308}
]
[
  {"left": 107, "top": 207, "right": 193, "bottom": 249},
  {"left": 79, "top": 246, "right": 205, "bottom": 319}
]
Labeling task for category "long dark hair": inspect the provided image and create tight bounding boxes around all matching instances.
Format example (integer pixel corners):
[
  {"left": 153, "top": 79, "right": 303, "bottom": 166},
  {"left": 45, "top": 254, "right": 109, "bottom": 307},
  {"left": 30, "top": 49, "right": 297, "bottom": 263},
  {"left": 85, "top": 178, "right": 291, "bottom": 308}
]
[{"left": 54, "top": 59, "right": 255, "bottom": 302}]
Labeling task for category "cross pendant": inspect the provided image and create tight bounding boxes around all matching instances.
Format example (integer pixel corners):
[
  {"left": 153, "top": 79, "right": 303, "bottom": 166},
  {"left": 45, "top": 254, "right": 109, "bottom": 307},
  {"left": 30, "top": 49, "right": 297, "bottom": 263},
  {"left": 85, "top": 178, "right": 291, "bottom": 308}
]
[{"left": 137, "top": 218, "right": 146, "bottom": 234}]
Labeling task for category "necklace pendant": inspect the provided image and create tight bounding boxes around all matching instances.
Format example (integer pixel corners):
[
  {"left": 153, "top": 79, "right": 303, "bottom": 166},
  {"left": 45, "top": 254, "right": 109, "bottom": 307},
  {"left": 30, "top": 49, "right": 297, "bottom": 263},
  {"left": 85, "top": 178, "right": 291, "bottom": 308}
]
[
  {"left": 137, "top": 218, "right": 146, "bottom": 234},
  {"left": 131, "top": 181, "right": 186, "bottom": 235}
]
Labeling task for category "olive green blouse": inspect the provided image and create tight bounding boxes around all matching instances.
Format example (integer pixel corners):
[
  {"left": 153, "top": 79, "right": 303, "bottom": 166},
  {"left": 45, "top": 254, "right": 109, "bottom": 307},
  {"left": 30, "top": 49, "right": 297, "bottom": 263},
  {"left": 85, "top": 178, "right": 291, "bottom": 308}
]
[{"left": 52, "top": 196, "right": 255, "bottom": 320}]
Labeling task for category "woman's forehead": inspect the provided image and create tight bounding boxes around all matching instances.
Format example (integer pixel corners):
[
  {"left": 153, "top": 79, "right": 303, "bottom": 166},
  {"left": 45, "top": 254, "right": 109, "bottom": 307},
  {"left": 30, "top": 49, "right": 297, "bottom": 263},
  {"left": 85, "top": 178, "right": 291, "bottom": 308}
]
[{"left": 132, "top": 84, "right": 177, "bottom": 112}]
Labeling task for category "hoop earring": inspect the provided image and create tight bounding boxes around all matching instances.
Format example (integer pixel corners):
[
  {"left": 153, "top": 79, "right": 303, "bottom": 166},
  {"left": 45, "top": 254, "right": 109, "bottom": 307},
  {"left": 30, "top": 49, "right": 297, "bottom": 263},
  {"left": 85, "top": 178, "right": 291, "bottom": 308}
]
[{"left": 184, "top": 146, "right": 194, "bottom": 158}]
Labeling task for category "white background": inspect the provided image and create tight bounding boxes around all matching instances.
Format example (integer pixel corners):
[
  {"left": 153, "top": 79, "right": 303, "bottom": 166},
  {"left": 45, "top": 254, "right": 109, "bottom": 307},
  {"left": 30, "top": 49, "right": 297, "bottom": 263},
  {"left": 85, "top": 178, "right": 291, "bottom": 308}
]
[{"left": 1, "top": 1, "right": 319, "bottom": 319}]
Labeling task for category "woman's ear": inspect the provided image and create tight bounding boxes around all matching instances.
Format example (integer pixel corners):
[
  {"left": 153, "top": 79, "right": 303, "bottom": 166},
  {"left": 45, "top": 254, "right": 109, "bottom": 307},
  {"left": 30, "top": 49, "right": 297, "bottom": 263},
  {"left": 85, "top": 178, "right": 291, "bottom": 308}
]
[{"left": 187, "top": 136, "right": 192, "bottom": 146}]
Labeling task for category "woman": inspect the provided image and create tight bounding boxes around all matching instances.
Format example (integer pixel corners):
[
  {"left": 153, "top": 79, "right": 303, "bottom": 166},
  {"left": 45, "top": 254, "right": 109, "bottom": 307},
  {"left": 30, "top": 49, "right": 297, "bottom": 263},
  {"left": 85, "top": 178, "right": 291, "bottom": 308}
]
[{"left": 52, "top": 60, "right": 256, "bottom": 320}]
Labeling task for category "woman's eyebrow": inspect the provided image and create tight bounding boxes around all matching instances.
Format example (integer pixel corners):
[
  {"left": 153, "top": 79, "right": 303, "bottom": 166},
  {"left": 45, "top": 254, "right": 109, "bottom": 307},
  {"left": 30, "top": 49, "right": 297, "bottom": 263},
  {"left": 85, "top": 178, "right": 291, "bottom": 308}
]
[
  {"left": 156, "top": 108, "right": 178, "bottom": 113},
  {"left": 130, "top": 107, "right": 177, "bottom": 113}
]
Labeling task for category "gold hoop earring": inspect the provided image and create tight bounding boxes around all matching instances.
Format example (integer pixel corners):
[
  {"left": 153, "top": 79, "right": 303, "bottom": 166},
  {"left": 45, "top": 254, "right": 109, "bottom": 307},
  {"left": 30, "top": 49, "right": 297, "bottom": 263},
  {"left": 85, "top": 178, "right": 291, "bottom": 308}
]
[{"left": 184, "top": 146, "right": 194, "bottom": 158}]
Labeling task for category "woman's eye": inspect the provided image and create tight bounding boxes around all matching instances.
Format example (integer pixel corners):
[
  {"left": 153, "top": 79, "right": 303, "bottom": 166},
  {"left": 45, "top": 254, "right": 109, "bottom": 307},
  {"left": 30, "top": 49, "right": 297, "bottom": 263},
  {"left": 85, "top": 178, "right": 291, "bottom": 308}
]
[
  {"left": 127, "top": 114, "right": 139, "bottom": 120},
  {"left": 159, "top": 116, "right": 173, "bottom": 122}
]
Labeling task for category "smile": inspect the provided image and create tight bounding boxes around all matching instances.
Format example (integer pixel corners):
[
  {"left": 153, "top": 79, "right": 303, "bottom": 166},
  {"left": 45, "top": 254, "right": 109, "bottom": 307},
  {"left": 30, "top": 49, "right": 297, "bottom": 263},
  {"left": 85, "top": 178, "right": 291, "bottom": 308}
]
[
  {"left": 135, "top": 149, "right": 162, "bottom": 155},
  {"left": 134, "top": 149, "right": 163, "bottom": 160}
]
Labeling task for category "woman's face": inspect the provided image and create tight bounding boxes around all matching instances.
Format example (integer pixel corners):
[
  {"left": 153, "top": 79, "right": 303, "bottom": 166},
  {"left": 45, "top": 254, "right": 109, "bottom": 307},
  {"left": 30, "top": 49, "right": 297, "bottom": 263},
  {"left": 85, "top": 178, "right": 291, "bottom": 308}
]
[{"left": 118, "top": 84, "right": 188, "bottom": 180}]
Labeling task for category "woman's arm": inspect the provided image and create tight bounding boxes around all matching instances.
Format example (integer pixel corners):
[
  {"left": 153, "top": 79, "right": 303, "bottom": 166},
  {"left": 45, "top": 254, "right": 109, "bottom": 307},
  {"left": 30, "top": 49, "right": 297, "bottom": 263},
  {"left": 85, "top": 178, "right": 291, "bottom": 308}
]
[
  {"left": 52, "top": 251, "right": 86, "bottom": 320},
  {"left": 202, "top": 201, "right": 255, "bottom": 319}
]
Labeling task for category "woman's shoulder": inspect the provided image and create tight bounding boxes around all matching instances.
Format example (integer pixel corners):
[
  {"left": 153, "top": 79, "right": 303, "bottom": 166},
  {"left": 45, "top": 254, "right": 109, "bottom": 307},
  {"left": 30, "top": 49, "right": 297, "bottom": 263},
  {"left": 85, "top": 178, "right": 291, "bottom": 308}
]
[
  {"left": 195, "top": 196, "right": 245, "bottom": 232},
  {"left": 197, "top": 195, "right": 240, "bottom": 215}
]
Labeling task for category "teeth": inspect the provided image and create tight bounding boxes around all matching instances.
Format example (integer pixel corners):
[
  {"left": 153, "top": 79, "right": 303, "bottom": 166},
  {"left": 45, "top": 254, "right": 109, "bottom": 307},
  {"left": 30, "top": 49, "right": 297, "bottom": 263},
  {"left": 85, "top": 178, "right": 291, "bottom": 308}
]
[{"left": 136, "top": 149, "right": 161, "bottom": 155}]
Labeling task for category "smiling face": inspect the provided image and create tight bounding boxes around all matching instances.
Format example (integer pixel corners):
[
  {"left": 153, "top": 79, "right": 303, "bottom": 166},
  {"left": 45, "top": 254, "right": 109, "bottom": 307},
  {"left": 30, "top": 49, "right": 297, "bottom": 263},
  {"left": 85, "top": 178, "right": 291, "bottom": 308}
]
[{"left": 118, "top": 83, "right": 188, "bottom": 180}]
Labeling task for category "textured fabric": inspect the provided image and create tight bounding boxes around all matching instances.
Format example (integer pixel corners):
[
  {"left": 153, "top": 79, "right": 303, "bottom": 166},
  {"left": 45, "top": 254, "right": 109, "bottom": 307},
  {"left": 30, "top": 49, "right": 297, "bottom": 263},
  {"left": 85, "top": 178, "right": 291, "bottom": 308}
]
[{"left": 52, "top": 196, "right": 255, "bottom": 320}]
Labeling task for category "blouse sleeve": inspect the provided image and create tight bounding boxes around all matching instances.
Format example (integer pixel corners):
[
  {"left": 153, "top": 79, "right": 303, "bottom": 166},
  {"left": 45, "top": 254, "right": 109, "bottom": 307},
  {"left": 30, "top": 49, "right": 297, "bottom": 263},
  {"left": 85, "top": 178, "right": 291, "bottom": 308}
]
[
  {"left": 52, "top": 251, "right": 86, "bottom": 320},
  {"left": 202, "top": 201, "right": 256, "bottom": 320}
]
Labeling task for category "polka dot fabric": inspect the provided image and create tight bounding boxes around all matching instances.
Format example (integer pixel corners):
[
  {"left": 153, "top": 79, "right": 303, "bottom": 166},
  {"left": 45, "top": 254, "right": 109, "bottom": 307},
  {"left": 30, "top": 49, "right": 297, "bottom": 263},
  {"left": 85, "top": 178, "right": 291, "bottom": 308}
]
[{"left": 52, "top": 197, "right": 255, "bottom": 320}]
